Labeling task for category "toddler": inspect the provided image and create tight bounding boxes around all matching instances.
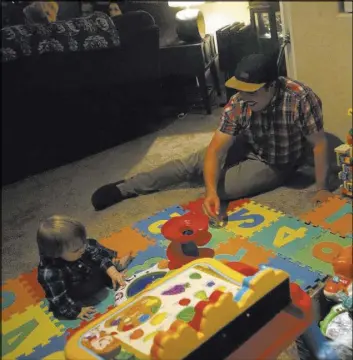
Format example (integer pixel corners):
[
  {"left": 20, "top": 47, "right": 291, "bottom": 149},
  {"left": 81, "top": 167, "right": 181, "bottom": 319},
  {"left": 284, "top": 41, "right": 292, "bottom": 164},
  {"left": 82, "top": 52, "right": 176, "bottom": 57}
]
[{"left": 37, "top": 215, "right": 132, "bottom": 320}]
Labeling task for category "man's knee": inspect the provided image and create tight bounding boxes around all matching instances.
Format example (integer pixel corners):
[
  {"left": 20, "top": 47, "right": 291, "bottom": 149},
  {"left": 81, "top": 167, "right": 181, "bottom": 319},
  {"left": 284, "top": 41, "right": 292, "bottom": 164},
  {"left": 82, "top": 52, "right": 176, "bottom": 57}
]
[{"left": 217, "top": 168, "right": 286, "bottom": 200}]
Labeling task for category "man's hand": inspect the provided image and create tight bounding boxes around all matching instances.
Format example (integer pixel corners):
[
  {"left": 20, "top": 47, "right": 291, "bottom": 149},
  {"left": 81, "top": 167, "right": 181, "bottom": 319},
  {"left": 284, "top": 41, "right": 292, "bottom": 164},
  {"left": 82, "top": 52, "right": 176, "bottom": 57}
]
[
  {"left": 203, "top": 192, "right": 220, "bottom": 220},
  {"left": 107, "top": 266, "right": 126, "bottom": 290},
  {"left": 306, "top": 130, "right": 329, "bottom": 196},
  {"left": 203, "top": 130, "right": 233, "bottom": 221},
  {"left": 77, "top": 306, "right": 96, "bottom": 320},
  {"left": 311, "top": 189, "right": 334, "bottom": 205}
]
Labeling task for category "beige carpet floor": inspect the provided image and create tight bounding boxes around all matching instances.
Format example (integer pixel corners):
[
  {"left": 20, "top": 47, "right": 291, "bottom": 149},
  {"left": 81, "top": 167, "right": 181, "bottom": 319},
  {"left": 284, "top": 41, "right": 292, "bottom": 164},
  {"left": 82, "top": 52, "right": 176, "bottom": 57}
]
[{"left": 2, "top": 107, "right": 322, "bottom": 282}]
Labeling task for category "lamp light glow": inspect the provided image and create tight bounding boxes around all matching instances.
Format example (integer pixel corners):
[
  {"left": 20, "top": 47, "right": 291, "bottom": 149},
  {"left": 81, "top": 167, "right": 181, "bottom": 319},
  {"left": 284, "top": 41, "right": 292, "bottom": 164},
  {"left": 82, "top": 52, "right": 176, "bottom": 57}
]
[{"left": 168, "top": 2, "right": 205, "bottom": 8}]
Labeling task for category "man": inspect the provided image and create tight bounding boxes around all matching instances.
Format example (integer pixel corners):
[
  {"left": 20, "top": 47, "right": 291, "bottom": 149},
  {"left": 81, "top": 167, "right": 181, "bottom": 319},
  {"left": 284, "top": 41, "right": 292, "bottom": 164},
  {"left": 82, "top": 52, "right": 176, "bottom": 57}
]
[{"left": 91, "top": 54, "right": 332, "bottom": 218}]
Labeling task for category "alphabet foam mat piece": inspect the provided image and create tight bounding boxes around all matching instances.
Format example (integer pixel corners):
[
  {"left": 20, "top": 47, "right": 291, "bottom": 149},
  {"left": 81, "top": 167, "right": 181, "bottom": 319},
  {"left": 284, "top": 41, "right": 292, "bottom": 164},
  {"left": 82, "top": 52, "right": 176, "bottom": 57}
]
[
  {"left": 300, "top": 196, "right": 353, "bottom": 237},
  {"left": 2, "top": 197, "right": 352, "bottom": 359}
]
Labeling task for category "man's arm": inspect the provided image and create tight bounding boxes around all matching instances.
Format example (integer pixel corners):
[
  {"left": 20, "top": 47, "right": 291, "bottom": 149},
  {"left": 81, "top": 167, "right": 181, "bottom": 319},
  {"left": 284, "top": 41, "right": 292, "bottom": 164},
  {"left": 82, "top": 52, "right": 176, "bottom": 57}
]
[
  {"left": 306, "top": 129, "right": 328, "bottom": 191},
  {"left": 204, "top": 96, "right": 241, "bottom": 196},
  {"left": 204, "top": 130, "right": 234, "bottom": 196},
  {"left": 203, "top": 96, "right": 241, "bottom": 218},
  {"left": 298, "top": 90, "right": 331, "bottom": 199}
]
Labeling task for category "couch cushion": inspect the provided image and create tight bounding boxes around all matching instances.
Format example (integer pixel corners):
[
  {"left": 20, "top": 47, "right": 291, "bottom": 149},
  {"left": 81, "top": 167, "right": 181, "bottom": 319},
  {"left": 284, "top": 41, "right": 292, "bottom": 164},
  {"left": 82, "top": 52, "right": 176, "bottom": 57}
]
[{"left": 1, "top": 11, "right": 120, "bottom": 62}]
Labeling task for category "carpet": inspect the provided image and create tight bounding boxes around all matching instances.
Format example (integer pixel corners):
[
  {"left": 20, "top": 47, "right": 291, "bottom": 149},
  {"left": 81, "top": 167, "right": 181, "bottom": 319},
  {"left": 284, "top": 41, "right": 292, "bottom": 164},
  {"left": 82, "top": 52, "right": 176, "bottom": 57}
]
[{"left": 2, "top": 195, "right": 352, "bottom": 360}]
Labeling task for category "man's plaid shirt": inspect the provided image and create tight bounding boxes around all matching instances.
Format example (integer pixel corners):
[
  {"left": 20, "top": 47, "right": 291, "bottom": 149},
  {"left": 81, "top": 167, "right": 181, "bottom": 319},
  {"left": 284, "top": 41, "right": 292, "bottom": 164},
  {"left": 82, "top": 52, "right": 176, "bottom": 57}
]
[
  {"left": 219, "top": 77, "right": 323, "bottom": 165},
  {"left": 37, "top": 238, "right": 117, "bottom": 319}
]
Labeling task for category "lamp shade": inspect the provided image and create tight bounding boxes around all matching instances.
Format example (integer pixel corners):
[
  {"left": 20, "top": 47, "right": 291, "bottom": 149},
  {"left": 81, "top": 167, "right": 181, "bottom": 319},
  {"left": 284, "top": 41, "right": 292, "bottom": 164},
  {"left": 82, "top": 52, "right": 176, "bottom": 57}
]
[{"left": 175, "top": 9, "right": 205, "bottom": 42}]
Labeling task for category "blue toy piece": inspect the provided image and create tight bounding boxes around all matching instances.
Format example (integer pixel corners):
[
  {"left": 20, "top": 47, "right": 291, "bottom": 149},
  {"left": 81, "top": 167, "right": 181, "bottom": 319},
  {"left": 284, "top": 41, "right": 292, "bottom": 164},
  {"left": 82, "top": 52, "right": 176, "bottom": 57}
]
[{"left": 301, "top": 322, "right": 340, "bottom": 360}]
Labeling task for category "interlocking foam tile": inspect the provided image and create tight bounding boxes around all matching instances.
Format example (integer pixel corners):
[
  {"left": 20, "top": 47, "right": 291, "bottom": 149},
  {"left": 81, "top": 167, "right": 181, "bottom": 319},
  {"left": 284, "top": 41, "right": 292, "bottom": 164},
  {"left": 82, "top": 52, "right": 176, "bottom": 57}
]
[
  {"left": 300, "top": 196, "right": 346, "bottom": 224},
  {"left": 132, "top": 205, "right": 186, "bottom": 242},
  {"left": 17, "top": 334, "right": 66, "bottom": 360},
  {"left": 214, "top": 236, "right": 276, "bottom": 268},
  {"left": 300, "top": 196, "right": 352, "bottom": 237},
  {"left": 18, "top": 268, "right": 45, "bottom": 304},
  {"left": 2, "top": 276, "right": 40, "bottom": 321},
  {"left": 249, "top": 216, "right": 324, "bottom": 258},
  {"left": 293, "top": 231, "right": 353, "bottom": 275},
  {"left": 2, "top": 302, "right": 65, "bottom": 359},
  {"left": 326, "top": 211, "right": 353, "bottom": 238},
  {"left": 100, "top": 226, "right": 155, "bottom": 258},
  {"left": 226, "top": 198, "right": 251, "bottom": 213},
  {"left": 207, "top": 227, "right": 235, "bottom": 249},
  {"left": 261, "top": 254, "right": 327, "bottom": 292},
  {"left": 225, "top": 201, "right": 284, "bottom": 238},
  {"left": 130, "top": 242, "right": 167, "bottom": 268},
  {"left": 180, "top": 197, "right": 250, "bottom": 215}
]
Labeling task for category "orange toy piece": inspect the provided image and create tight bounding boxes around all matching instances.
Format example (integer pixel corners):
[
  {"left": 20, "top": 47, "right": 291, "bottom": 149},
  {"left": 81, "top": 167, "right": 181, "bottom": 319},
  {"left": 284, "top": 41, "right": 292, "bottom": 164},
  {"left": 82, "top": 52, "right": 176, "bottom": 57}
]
[
  {"left": 161, "top": 212, "right": 214, "bottom": 269},
  {"left": 323, "top": 245, "right": 353, "bottom": 301}
]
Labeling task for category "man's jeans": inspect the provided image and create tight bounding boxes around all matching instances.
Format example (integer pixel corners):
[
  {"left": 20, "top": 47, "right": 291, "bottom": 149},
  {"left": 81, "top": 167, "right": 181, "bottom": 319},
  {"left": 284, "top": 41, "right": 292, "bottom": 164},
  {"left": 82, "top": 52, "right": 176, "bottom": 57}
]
[{"left": 118, "top": 137, "right": 296, "bottom": 200}]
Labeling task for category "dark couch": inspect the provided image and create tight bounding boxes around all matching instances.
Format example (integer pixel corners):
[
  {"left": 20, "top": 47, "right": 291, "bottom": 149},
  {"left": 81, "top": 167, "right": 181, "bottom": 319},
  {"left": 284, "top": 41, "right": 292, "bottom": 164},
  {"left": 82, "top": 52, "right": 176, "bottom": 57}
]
[{"left": 2, "top": 11, "right": 160, "bottom": 186}]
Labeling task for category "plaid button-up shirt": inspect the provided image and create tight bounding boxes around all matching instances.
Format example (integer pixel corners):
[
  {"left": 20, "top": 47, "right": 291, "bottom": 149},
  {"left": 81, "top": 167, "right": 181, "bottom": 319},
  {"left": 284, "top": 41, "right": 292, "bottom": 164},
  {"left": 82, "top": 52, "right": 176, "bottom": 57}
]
[
  {"left": 38, "top": 238, "right": 117, "bottom": 319},
  {"left": 219, "top": 77, "right": 323, "bottom": 166}
]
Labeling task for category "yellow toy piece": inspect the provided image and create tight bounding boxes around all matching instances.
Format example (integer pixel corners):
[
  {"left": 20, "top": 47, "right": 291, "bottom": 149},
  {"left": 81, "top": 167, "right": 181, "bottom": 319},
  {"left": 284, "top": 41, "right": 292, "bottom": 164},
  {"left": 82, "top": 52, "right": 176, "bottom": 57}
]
[{"left": 65, "top": 258, "right": 289, "bottom": 360}]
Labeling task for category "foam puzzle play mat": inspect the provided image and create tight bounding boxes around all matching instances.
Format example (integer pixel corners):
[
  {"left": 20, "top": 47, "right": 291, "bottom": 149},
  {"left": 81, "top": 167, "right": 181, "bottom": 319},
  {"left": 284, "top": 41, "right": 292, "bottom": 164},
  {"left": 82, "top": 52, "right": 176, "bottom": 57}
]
[{"left": 2, "top": 195, "right": 352, "bottom": 360}]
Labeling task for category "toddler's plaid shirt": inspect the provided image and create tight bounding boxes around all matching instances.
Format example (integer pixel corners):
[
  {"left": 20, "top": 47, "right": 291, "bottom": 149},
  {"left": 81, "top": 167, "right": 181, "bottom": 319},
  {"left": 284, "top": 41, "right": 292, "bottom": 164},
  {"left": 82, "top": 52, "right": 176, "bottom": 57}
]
[
  {"left": 38, "top": 238, "right": 117, "bottom": 319},
  {"left": 219, "top": 77, "right": 323, "bottom": 166}
]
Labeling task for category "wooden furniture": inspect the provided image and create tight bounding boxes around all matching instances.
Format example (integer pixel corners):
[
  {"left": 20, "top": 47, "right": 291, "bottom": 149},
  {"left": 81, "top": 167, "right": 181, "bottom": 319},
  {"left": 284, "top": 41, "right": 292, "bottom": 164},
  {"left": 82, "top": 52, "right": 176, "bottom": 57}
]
[
  {"left": 160, "top": 34, "right": 221, "bottom": 114},
  {"left": 249, "top": 2, "right": 281, "bottom": 55}
]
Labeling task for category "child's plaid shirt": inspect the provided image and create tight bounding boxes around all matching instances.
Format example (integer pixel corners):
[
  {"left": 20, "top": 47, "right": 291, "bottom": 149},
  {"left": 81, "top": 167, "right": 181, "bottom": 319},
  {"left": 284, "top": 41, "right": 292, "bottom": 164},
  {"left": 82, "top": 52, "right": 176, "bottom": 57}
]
[
  {"left": 37, "top": 238, "right": 117, "bottom": 319},
  {"left": 219, "top": 77, "right": 323, "bottom": 166}
]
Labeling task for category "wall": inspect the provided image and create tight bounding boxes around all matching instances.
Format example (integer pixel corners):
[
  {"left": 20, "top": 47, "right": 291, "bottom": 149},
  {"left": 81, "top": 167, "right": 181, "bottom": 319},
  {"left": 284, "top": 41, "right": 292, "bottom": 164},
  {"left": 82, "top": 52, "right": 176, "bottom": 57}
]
[
  {"left": 198, "top": 1, "right": 250, "bottom": 35},
  {"left": 280, "top": 1, "right": 352, "bottom": 141}
]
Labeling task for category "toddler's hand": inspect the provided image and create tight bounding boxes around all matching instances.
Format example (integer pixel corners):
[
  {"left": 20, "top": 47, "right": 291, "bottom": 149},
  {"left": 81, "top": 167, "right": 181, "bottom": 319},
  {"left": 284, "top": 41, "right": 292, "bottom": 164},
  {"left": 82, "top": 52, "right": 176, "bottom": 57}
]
[
  {"left": 113, "top": 252, "right": 133, "bottom": 271},
  {"left": 111, "top": 270, "right": 127, "bottom": 290},
  {"left": 77, "top": 306, "right": 96, "bottom": 320},
  {"left": 107, "top": 266, "right": 127, "bottom": 289}
]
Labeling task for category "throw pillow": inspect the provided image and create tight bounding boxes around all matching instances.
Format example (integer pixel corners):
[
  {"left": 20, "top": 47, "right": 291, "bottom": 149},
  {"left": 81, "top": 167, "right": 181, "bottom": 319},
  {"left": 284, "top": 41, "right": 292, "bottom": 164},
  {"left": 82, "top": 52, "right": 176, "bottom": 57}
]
[{"left": 1, "top": 12, "right": 121, "bottom": 63}]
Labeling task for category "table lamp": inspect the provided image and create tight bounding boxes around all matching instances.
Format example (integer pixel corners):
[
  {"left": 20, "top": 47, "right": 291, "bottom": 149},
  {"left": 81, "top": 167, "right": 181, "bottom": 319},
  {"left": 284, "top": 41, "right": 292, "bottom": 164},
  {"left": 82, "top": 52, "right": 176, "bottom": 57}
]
[{"left": 168, "top": 2, "right": 206, "bottom": 42}]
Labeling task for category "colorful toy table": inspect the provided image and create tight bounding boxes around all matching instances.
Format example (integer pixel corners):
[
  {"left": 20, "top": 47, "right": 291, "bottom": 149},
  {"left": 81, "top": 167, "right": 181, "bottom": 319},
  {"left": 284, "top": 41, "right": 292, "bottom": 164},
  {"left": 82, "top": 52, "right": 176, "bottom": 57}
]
[{"left": 65, "top": 259, "right": 314, "bottom": 360}]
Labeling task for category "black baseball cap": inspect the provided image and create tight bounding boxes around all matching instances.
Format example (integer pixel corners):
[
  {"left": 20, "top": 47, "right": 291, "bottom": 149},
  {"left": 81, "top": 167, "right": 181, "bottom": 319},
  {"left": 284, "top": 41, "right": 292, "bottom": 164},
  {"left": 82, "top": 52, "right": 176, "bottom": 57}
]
[{"left": 225, "top": 54, "right": 278, "bottom": 92}]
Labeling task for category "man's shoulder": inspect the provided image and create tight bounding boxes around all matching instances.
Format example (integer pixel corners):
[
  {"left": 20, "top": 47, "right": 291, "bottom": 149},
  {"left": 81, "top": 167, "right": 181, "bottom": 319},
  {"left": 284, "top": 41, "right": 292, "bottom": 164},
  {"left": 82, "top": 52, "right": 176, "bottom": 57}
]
[
  {"left": 224, "top": 93, "right": 245, "bottom": 114},
  {"left": 279, "top": 77, "right": 317, "bottom": 99}
]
